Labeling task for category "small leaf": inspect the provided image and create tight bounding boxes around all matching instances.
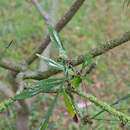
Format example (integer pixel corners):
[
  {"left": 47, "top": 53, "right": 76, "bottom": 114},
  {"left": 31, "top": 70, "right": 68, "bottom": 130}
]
[
  {"left": 40, "top": 91, "right": 59, "bottom": 130},
  {"left": 37, "top": 54, "right": 65, "bottom": 70},
  {"left": 63, "top": 90, "right": 76, "bottom": 117},
  {"left": 0, "top": 98, "right": 15, "bottom": 112},
  {"left": 82, "top": 54, "right": 93, "bottom": 69},
  {"left": 48, "top": 26, "right": 67, "bottom": 59},
  {"left": 15, "top": 78, "right": 63, "bottom": 100},
  {"left": 71, "top": 76, "right": 82, "bottom": 88}
]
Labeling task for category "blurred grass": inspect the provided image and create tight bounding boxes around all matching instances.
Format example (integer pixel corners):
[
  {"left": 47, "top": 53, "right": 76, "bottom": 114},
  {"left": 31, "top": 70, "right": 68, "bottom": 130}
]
[{"left": 0, "top": 0, "right": 130, "bottom": 129}]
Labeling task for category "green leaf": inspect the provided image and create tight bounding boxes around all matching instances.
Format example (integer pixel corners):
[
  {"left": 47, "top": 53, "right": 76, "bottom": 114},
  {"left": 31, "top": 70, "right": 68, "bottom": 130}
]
[
  {"left": 37, "top": 54, "right": 65, "bottom": 70},
  {"left": 40, "top": 91, "right": 59, "bottom": 130},
  {"left": 71, "top": 76, "right": 82, "bottom": 88},
  {"left": 82, "top": 54, "right": 93, "bottom": 69},
  {"left": 63, "top": 90, "right": 76, "bottom": 117},
  {"left": 15, "top": 78, "right": 63, "bottom": 100},
  {"left": 0, "top": 98, "right": 15, "bottom": 112},
  {"left": 48, "top": 26, "right": 67, "bottom": 59}
]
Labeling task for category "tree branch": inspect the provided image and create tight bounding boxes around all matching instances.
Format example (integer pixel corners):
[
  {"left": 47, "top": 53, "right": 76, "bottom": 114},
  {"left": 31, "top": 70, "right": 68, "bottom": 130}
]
[
  {"left": 26, "top": 0, "right": 86, "bottom": 65},
  {"left": 74, "top": 90, "right": 130, "bottom": 123},
  {"left": 0, "top": 81, "right": 14, "bottom": 97},
  {"left": 31, "top": 0, "right": 50, "bottom": 24},
  {"left": 0, "top": 59, "right": 23, "bottom": 72},
  {"left": 22, "top": 31, "right": 130, "bottom": 80}
]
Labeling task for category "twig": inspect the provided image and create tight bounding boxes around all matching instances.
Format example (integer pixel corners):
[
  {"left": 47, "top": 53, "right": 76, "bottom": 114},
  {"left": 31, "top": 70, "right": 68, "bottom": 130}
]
[
  {"left": 26, "top": 0, "right": 86, "bottom": 65},
  {"left": 83, "top": 63, "right": 96, "bottom": 76},
  {"left": 92, "top": 94, "right": 130, "bottom": 119},
  {"left": 73, "top": 90, "right": 130, "bottom": 124},
  {"left": 21, "top": 31, "right": 130, "bottom": 80},
  {"left": 0, "top": 59, "right": 23, "bottom": 72},
  {"left": 32, "top": 0, "right": 50, "bottom": 25}
]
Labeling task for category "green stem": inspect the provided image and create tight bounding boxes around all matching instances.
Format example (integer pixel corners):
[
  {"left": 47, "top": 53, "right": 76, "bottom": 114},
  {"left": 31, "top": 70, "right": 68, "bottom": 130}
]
[
  {"left": 74, "top": 91, "right": 130, "bottom": 124},
  {"left": 92, "top": 93, "right": 130, "bottom": 119}
]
